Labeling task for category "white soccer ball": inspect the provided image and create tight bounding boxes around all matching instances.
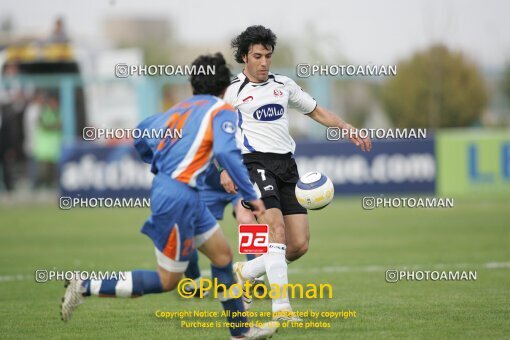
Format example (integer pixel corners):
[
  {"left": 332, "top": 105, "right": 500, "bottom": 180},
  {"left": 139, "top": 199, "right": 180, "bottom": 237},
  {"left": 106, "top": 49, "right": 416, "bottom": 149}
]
[{"left": 295, "top": 171, "right": 334, "bottom": 210}]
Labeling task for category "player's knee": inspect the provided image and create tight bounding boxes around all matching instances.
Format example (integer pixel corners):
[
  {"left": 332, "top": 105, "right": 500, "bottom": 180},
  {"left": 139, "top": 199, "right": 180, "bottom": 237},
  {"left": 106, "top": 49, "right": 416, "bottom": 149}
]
[
  {"left": 157, "top": 271, "right": 181, "bottom": 292},
  {"left": 286, "top": 239, "right": 309, "bottom": 261},
  {"left": 299, "top": 239, "right": 309, "bottom": 255},
  {"left": 236, "top": 212, "right": 255, "bottom": 225},
  {"left": 160, "top": 279, "right": 178, "bottom": 292},
  {"left": 209, "top": 247, "right": 233, "bottom": 267}
]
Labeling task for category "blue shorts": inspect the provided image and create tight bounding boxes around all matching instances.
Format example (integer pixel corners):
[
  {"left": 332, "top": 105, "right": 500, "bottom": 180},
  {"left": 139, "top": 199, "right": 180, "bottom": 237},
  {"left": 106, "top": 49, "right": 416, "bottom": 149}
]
[
  {"left": 199, "top": 188, "right": 242, "bottom": 220},
  {"left": 141, "top": 174, "right": 219, "bottom": 273}
]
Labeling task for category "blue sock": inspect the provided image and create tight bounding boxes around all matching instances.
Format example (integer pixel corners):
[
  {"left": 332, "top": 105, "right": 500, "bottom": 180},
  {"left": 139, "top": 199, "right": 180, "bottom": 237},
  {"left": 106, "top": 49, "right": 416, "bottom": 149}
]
[
  {"left": 82, "top": 270, "right": 163, "bottom": 297},
  {"left": 211, "top": 262, "right": 249, "bottom": 337},
  {"left": 184, "top": 249, "right": 201, "bottom": 280},
  {"left": 245, "top": 254, "right": 256, "bottom": 261}
]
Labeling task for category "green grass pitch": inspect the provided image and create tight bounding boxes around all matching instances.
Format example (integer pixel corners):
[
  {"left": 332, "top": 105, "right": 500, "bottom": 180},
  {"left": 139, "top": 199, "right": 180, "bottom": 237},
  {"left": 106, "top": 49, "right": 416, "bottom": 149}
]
[{"left": 0, "top": 197, "right": 509, "bottom": 339}]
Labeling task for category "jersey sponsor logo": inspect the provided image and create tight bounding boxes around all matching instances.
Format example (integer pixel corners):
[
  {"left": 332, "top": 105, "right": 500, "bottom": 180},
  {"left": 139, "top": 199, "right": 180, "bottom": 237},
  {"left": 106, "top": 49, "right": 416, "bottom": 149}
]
[
  {"left": 222, "top": 121, "right": 236, "bottom": 134},
  {"left": 253, "top": 104, "right": 285, "bottom": 121},
  {"left": 239, "top": 224, "right": 269, "bottom": 254},
  {"left": 263, "top": 185, "right": 274, "bottom": 191},
  {"left": 274, "top": 89, "right": 283, "bottom": 97},
  {"left": 243, "top": 96, "right": 254, "bottom": 103}
]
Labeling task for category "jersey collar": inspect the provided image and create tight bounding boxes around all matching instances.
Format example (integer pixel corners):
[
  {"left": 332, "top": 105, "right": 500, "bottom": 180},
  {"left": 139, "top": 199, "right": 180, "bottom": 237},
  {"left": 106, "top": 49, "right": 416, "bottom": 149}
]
[{"left": 237, "top": 71, "right": 274, "bottom": 85}]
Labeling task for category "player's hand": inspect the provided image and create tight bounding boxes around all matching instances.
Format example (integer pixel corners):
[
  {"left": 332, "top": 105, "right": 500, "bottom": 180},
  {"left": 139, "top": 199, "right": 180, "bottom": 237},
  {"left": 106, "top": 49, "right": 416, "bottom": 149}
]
[
  {"left": 342, "top": 123, "right": 372, "bottom": 152},
  {"left": 248, "top": 199, "right": 266, "bottom": 217},
  {"left": 220, "top": 170, "right": 238, "bottom": 194}
]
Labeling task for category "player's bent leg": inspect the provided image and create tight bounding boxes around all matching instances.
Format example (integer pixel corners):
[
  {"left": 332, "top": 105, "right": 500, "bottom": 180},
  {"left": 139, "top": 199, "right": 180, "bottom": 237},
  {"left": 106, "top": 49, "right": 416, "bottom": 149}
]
[
  {"left": 243, "top": 253, "right": 267, "bottom": 297},
  {"left": 258, "top": 208, "right": 286, "bottom": 244},
  {"left": 182, "top": 249, "right": 209, "bottom": 298},
  {"left": 156, "top": 267, "right": 183, "bottom": 292},
  {"left": 235, "top": 207, "right": 286, "bottom": 308},
  {"left": 197, "top": 226, "right": 252, "bottom": 309},
  {"left": 283, "top": 213, "right": 310, "bottom": 262},
  {"left": 234, "top": 199, "right": 267, "bottom": 294},
  {"left": 256, "top": 208, "right": 293, "bottom": 314},
  {"left": 234, "top": 199, "right": 265, "bottom": 278},
  {"left": 61, "top": 268, "right": 168, "bottom": 322},
  {"left": 184, "top": 249, "right": 201, "bottom": 280},
  {"left": 238, "top": 209, "right": 286, "bottom": 282},
  {"left": 197, "top": 227, "right": 278, "bottom": 339},
  {"left": 197, "top": 226, "right": 232, "bottom": 267},
  {"left": 60, "top": 232, "right": 189, "bottom": 323},
  {"left": 278, "top": 177, "right": 309, "bottom": 263}
]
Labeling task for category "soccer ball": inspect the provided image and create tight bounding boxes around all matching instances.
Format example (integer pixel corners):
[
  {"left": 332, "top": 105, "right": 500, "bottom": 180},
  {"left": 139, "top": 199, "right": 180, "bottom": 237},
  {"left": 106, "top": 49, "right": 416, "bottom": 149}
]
[{"left": 295, "top": 171, "right": 334, "bottom": 210}]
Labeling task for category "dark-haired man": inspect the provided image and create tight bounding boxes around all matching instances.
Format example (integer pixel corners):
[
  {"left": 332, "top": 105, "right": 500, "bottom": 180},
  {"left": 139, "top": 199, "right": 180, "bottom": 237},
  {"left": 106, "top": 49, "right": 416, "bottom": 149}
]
[
  {"left": 60, "top": 53, "right": 278, "bottom": 340},
  {"left": 221, "top": 26, "right": 372, "bottom": 320}
]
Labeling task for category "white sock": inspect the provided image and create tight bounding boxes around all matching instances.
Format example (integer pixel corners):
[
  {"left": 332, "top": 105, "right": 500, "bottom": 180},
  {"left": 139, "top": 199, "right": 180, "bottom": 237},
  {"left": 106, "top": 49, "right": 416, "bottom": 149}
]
[
  {"left": 241, "top": 255, "right": 266, "bottom": 281},
  {"left": 264, "top": 243, "right": 291, "bottom": 313}
]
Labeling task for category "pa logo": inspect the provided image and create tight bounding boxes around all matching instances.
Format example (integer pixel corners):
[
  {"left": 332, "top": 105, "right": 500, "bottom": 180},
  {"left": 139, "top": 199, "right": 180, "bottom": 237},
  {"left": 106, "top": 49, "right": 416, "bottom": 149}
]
[{"left": 239, "top": 224, "right": 269, "bottom": 254}]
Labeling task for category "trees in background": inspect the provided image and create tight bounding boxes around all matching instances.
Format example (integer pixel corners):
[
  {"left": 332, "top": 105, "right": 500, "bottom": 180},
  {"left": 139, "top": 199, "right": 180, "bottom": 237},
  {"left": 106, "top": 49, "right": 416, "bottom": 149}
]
[{"left": 381, "top": 44, "right": 487, "bottom": 128}]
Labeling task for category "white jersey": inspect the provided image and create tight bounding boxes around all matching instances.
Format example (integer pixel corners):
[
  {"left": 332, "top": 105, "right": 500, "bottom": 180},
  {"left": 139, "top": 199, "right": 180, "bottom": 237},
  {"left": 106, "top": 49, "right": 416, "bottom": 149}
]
[{"left": 224, "top": 72, "right": 317, "bottom": 154}]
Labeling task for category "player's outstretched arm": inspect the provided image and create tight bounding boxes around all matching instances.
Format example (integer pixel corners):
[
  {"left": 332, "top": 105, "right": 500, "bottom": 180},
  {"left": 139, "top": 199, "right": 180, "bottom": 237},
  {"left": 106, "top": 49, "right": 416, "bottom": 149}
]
[{"left": 308, "top": 105, "right": 372, "bottom": 152}]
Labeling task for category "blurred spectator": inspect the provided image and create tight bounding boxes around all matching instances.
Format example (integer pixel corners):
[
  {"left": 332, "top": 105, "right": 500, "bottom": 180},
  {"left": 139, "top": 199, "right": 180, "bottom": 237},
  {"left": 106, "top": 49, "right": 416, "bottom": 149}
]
[
  {"left": 0, "top": 105, "right": 16, "bottom": 192},
  {"left": 0, "top": 62, "right": 29, "bottom": 192},
  {"left": 47, "top": 17, "right": 69, "bottom": 43},
  {"left": 23, "top": 91, "right": 45, "bottom": 189},
  {"left": 33, "top": 91, "right": 61, "bottom": 188}
]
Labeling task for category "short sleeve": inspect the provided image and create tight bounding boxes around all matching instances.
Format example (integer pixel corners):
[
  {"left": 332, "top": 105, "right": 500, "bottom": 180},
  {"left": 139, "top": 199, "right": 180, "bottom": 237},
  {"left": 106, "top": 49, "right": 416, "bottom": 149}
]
[
  {"left": 287, "top": 79, "right": 317, "bottom": 114},
  {"left": 223, "top": 84, "right": 237, "bottom": 107}
]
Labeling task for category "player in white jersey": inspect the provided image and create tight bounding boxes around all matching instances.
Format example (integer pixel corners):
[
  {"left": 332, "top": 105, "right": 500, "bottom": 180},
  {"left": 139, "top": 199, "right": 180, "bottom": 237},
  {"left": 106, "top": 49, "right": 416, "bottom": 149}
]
[{"left": 220, "top": 26, "right": 372, "bottom": 321}]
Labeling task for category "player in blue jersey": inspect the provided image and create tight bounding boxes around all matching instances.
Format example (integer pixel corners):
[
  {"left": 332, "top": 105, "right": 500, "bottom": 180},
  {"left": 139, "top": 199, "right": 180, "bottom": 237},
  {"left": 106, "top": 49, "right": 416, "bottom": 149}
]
[
  {"left": 182, "top": 161, "right": 266, "bottom": 298},
  {"left": 60, "top": 53, "right": 278, "bottom": 340}
]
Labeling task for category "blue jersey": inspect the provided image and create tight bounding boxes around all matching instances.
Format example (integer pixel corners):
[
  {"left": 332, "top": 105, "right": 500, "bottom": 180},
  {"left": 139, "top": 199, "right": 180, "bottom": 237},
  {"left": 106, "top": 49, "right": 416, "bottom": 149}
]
[
  {"left": 203, "top": 163, "right": 224, "bottom": 191},
  {"left": 134, "top": 94, "right": 256, "bottom": 201}
]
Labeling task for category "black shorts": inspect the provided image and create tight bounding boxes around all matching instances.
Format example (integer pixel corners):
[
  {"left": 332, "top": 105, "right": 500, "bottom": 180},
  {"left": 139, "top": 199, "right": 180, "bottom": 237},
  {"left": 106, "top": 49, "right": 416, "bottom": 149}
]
[{"left": 243, "top": 152, "right": 307, "bottom": 215}]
